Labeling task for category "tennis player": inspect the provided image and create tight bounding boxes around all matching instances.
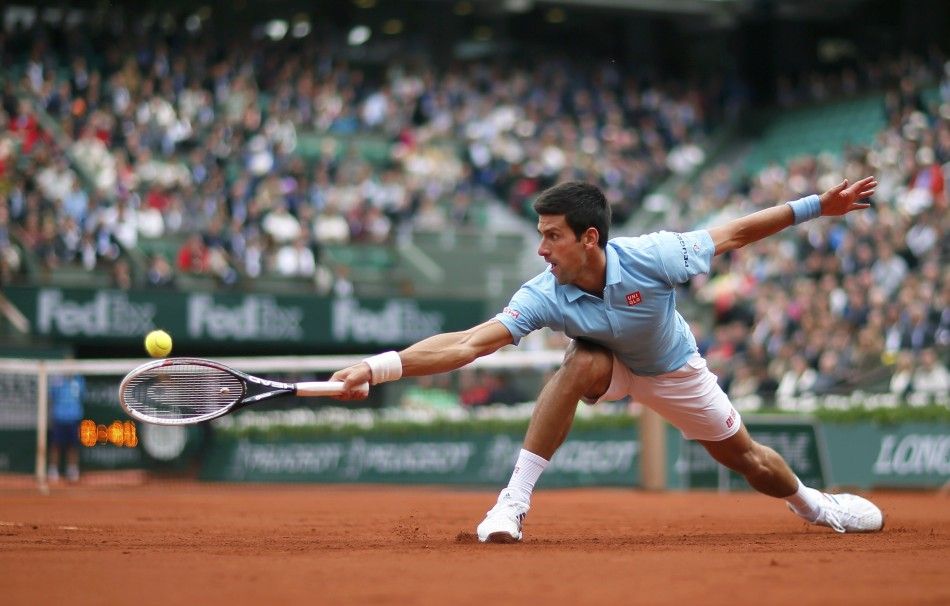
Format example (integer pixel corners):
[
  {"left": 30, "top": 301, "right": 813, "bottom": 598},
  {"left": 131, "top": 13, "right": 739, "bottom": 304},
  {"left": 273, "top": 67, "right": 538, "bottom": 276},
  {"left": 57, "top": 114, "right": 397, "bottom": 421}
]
[{"left": 331, "top": 178, "right": 884, "bottom": 542}]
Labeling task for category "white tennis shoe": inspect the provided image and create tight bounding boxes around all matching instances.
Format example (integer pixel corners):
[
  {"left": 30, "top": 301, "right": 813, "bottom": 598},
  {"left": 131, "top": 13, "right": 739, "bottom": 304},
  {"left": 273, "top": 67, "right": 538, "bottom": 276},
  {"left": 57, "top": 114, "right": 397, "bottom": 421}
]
[
  {"left": 789, "top": 492, "right": 884, "bottom": 533},
  {"left": 476, "top": 489, "right": 529, "bottom": 543}
]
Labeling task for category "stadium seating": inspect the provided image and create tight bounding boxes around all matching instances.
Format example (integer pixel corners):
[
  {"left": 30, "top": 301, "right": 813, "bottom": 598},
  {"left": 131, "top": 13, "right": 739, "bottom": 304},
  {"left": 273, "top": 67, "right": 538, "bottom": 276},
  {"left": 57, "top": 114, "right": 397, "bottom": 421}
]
[{"left": 743, "top": 95, "right": 885, "bottom": 175}]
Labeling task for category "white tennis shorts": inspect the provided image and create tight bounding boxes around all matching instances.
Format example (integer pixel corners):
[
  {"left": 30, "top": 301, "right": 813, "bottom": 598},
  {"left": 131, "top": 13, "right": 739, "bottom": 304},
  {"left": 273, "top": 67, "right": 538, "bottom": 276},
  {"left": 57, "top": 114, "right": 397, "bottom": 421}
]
[{"left": 588, "top": 353, "right": 741, "bottom": 442}]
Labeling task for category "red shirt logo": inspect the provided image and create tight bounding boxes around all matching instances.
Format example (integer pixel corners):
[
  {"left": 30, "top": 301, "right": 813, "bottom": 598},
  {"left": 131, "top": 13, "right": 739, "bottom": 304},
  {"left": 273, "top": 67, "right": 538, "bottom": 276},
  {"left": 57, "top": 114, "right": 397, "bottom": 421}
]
[
  {"left": 503, "top": 307, "right": 520, "bottom": 319},
  {"left": 625, "top": 291, "right": 642, "bottom": 306}
]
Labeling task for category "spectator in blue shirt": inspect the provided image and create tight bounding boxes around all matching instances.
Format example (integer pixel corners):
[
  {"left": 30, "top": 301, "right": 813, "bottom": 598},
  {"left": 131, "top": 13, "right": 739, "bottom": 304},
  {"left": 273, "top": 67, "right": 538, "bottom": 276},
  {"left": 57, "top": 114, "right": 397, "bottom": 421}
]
[{"left": 48, "top": 371, "right": 85, "bottom": 483}]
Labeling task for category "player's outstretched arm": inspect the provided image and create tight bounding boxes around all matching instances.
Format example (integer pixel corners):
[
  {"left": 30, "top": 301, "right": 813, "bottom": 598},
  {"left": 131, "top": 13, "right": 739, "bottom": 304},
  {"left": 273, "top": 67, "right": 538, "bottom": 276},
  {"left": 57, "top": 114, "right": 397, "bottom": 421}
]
[
  {"left": 330, "top": 320, "right": 514, "bottom": 399},
  {"left": 708, "top": 176, "right": 876, "bottom": 256}
]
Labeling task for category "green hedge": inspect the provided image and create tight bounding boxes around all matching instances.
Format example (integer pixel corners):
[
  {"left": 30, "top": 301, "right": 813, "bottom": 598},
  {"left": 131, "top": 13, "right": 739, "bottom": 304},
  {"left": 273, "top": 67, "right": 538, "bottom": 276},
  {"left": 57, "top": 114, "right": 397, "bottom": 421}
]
[{"left": 810, "top": 404, "right": 950, "bottom": 424}]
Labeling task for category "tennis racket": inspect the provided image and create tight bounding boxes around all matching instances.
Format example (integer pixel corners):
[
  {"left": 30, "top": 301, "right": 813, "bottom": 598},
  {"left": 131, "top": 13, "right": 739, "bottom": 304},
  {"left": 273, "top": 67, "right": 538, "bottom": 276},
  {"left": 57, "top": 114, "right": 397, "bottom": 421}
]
[{"left": 118, "top": 357, "right": 368, "bottom": 425}]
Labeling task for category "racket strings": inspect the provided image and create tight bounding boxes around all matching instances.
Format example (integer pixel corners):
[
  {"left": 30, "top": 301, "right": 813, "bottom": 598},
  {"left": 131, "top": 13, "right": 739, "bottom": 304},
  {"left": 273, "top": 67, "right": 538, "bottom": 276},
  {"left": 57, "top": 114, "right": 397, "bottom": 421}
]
[{"left": 121, "top": 364, "right": 244, "bottom": 422}]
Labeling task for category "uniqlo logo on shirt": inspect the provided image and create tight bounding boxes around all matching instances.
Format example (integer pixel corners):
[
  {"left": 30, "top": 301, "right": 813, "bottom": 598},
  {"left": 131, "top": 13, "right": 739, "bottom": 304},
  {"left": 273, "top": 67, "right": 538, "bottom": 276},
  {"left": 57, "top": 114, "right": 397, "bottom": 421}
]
[
  {"left": 503, "top": 307, "right": 520, "bottom": 319},
  {"left": 625, "top": 291, "right": 642, "bottom": 306}
]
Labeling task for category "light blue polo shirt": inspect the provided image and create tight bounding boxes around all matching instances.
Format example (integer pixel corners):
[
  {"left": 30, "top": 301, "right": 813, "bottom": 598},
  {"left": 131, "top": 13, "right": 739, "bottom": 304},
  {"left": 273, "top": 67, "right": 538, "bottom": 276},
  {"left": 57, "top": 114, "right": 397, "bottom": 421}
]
[{"left": 496, "top": 230, "right": 715, "bottom": 376}]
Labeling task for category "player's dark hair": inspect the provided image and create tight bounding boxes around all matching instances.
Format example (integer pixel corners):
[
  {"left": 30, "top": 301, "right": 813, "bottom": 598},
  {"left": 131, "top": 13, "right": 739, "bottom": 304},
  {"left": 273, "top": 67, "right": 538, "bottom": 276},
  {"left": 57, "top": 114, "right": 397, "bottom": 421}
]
[{"left": 533, "top": 182, "right": 610, "bottom": 248}]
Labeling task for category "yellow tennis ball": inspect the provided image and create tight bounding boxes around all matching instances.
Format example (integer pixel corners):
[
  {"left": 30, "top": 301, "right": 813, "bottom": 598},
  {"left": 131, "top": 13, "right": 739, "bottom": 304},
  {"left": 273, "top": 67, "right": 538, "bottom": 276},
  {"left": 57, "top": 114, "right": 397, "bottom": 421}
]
[{"left": 144, "top": 330, "right": 173, "bottom": 358}]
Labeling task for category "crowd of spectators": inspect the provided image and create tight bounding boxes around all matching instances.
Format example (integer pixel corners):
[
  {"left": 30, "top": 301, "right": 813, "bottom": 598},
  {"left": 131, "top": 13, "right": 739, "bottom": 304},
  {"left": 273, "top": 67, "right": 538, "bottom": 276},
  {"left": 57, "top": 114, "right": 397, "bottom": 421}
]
[
  {"left": 0, "top": 16, "right": 716, "bottom": 292},
  {"left": 653, "top": 52, "right": 950, "bottom": 407}
]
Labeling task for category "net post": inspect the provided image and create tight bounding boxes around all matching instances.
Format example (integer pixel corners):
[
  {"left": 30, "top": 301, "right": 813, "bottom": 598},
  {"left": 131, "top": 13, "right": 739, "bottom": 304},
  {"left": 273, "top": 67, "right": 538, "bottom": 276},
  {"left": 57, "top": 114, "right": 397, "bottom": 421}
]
[
  {"left": 639, "top": 406, "right": 666, "bottom": 490},
  {"left": 35, "top": 361, "right": 50, "bottom": 495}
]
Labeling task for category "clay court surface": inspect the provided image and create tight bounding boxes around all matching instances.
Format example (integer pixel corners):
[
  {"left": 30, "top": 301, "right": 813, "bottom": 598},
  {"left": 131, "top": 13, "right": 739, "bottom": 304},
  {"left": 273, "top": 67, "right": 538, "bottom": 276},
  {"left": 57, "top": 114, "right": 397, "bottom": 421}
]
[{"left": 1, "top": 484, "right": 948, "bottom": 605}]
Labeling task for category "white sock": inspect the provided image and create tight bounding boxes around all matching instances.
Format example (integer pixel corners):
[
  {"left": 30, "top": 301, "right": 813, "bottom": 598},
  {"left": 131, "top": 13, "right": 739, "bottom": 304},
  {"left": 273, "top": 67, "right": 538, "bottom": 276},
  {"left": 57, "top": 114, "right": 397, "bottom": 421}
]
[
  {"left": 505, "top": 449, "right": 548, "bottom": 504},
  {"left": 785, "top": 478, "right": 824, "bottom": 521}
]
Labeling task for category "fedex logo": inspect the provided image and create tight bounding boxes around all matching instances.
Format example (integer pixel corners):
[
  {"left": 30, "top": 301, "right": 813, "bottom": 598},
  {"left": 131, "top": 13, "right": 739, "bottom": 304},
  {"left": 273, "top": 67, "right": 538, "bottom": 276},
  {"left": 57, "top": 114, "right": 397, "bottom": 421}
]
[{"left": 625, "top": 291, "right": 642, "bottom": 306}]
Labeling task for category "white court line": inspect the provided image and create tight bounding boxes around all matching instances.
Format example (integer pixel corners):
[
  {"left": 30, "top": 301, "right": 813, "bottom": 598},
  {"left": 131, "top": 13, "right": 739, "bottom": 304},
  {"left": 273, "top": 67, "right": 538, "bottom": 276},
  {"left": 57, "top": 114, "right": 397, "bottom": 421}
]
[{"left": 0, "top": 522, "right": 83, "bottom": 530}]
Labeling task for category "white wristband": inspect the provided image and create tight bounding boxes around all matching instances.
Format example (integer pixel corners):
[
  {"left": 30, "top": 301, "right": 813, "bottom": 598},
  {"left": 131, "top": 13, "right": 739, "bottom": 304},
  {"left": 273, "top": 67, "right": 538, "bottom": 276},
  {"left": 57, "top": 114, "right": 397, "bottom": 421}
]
[{"left": 363, "top": 351, "right": 403, "bottom": 385}]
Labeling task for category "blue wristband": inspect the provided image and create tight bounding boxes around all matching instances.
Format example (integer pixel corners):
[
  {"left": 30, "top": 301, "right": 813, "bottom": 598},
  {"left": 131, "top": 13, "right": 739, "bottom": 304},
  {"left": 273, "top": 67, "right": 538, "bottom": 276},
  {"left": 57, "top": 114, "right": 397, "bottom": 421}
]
[{"left": 786, "top": 194, "right": 821, "bottom": 225}]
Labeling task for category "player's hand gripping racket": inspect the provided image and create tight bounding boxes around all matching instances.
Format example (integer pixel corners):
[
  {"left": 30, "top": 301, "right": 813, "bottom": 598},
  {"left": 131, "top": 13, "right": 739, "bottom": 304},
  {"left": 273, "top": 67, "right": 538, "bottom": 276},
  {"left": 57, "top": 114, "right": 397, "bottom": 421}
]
[{"left": 119, "top": 357, "right": 368, "bottom": 425}]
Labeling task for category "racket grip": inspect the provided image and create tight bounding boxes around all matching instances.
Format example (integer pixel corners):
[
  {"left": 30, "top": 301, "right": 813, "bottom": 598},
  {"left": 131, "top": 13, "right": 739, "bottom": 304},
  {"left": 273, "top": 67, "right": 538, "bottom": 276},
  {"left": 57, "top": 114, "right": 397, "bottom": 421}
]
[{"left": 295, "top": 381, "right": 369, "bottom": 397}]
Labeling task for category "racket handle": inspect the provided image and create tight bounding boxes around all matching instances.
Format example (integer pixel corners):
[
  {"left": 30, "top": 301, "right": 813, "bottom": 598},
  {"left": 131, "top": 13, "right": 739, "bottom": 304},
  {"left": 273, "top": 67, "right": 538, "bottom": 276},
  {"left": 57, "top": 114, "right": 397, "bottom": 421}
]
[{"left": 295, "top": 381, "right": 369, "bottom": 397}]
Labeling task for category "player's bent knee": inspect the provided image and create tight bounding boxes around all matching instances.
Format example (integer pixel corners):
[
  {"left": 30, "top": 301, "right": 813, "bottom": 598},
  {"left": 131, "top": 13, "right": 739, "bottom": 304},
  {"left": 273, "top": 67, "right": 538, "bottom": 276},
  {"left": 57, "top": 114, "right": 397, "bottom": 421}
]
[
  {"left": 562, "top": 340, "right": 613, "bottom": 398},
  {"left": 563, "top": 341, "right": 612, "bottom": 377}
]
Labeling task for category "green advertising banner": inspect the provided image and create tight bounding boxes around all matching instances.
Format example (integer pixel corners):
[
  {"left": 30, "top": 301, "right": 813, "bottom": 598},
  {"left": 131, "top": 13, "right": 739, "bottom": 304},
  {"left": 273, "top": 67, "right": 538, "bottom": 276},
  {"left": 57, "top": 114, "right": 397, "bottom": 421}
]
[
  {"left": 0, "top": 430, "right": 35, "bottom": 474},
  {"left": 3, "top": 286, "right": 485, "bottom": 348},
  {"left": 823, "top": 422, "right": 950, "bottom": 489},
  {"left": 666, "top": 417, "right": 829, "bottom": 490},
  {"left": 0, "top": 425, "right": 204, "bottom": 474},
  {"left": 200, "top": 428, "right": 641, "bottom": 487}
]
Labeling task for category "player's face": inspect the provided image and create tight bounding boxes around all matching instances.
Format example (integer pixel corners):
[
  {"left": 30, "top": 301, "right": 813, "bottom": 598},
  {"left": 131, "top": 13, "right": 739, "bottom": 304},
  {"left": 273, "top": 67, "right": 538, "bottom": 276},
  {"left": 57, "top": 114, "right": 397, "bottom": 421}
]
[{"left": 537, "top": 215, "right": 588, "bottom": 285}]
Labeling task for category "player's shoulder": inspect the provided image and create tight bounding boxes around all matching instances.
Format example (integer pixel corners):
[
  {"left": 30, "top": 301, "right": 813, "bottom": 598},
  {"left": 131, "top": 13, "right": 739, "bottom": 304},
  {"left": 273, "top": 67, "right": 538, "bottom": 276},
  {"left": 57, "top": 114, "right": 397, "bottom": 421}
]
[
  {"left": 610, "top": 230, "right": 706, "bottom": 250},
  {"left": 607, "top": 233, "right": 663, "bottom": 256},
  {"left": 519, "top": 269, "right": 558, "bottom": 298},
  {"left": 511, "top": 269, "right": 570, "bottom": 311}
]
